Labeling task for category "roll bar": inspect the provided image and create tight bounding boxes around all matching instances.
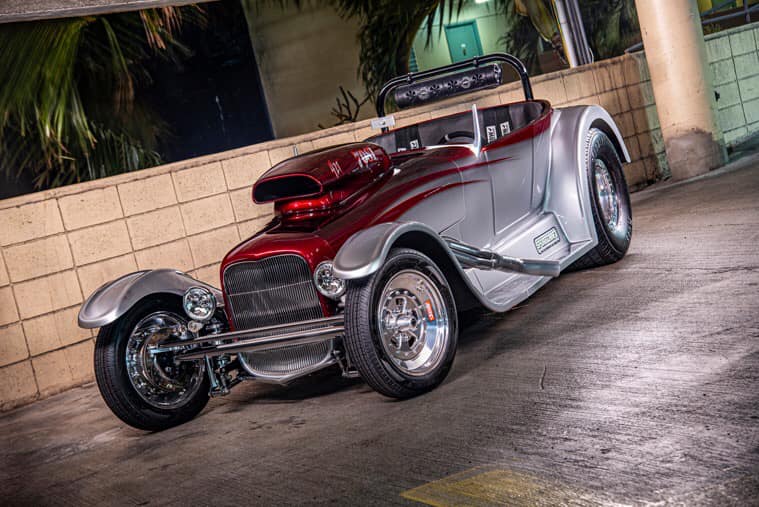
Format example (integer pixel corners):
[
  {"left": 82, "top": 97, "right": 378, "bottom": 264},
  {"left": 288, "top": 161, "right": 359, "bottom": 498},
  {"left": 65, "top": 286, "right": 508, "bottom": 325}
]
[{"left": 376, "top": 52, "right": 533, "bottom": 118}]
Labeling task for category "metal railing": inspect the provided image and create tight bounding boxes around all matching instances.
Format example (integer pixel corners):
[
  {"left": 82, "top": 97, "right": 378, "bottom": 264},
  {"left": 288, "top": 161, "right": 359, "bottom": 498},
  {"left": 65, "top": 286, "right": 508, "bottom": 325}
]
[
  {"left": 702, "top": 1, "right": 758, "bottom": 24},
  {"left": 625, "top": 1, "right": 759, "bottom": 54},
  {"left": 702, "top": 0, "right": 757, "bottom": 23}
]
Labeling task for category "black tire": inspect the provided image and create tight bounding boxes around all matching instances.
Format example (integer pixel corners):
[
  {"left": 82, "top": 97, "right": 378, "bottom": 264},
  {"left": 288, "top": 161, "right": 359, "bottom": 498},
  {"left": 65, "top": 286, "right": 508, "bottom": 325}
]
[
  {"left": 94, "top": 296, "right": 209, "bottom": 431},
  {"left": 344, "top": 248, "right": 458, "bottom": 399},
  {"left": 569, "top": 128, "right": 633, "bottom": 271}
]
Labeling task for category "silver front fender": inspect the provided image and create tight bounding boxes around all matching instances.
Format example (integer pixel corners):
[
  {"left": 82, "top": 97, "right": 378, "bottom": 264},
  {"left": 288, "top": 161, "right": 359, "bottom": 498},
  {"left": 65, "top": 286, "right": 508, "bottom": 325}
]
[
  {"left": 333, "top": 221, "right": 507, "bottom": 312},
  {"left": 333, "top": 222, "right": 440, "bottom": 280},
  {"left": 78, "top": 269, "right": 223, "bottom": 329}
]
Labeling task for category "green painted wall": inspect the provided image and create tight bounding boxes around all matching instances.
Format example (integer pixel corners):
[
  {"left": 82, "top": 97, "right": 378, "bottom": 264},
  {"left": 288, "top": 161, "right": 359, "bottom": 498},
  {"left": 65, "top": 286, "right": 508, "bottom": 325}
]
[
  {"left": 411, "top": 3, "right": 508, "bottom": 72},
  {"left": 242, "top": 3, "right": 369, "bottom": 138},
  {"left": 706, "top": 22, "right": 759, "bottom": 146}
]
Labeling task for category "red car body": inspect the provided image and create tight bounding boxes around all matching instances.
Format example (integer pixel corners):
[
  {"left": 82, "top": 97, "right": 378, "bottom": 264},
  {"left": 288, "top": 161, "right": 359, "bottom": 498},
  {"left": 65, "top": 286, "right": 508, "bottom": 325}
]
[
  {"left": 220, "top": 101, "right": 553, "bottom": 326},
  {"left": 78, "top": 53, "right": 632, "bottom": 431}
]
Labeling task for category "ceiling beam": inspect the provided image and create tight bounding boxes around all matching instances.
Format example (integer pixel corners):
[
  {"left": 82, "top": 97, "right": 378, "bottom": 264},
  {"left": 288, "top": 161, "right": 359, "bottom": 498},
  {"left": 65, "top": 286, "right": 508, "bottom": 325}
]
[{"left": 0, "top": 0, "right": 219, "bottom": 24}]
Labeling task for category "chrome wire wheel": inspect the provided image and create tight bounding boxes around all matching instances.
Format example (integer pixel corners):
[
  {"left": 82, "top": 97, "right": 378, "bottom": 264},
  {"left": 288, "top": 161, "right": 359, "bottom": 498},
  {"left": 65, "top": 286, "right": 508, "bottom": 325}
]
[
  {"left": 377, "top": 269, "right": 450, "bottom": 377},
  {"left": 594, "top": 158, "right": 620, "bottom": 230},
  {"left": 125, "top": 312, "right": 205, "bottom": 410}
]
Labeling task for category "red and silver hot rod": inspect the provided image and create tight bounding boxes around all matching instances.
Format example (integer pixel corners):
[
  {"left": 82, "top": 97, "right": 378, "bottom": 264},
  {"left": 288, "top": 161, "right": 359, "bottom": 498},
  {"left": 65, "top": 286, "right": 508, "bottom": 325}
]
[{"left": 79, "top": 54, "right": 632, "bottom": 430}]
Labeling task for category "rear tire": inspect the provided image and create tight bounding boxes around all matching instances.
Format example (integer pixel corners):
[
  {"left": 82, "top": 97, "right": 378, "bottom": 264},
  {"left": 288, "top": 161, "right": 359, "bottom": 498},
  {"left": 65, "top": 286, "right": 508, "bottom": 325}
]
[
  {"left": 344, "top": 248, "right": 458, "bottom": 399},
  {"left": 569, "top": 128, "right": 633, "bottom": 270},
  {"left": 94, "top": 296, "right": 209, "bottom": 431}
]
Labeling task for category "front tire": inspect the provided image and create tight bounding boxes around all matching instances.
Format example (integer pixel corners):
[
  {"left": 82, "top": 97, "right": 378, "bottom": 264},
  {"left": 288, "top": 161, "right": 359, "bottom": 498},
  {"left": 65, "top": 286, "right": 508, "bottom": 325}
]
[
  {"left": 94, "top": 296, "right": 209, "bottom": 431},
  {"left": 570, "top": 128, "right": 633, "bottom": 270},
  {"left": 344, "top": 248, "right": 458, "bottom": 399}
]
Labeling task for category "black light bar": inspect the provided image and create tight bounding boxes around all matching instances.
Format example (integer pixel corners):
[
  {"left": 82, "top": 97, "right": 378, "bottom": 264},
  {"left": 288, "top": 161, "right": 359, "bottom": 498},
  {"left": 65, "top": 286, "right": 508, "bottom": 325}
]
[
  {"left": 376, "top": 53, "right": 533, "bottom": 117},
  {"left": 393, "top": 64, "right": 503, "bottom": 110}
]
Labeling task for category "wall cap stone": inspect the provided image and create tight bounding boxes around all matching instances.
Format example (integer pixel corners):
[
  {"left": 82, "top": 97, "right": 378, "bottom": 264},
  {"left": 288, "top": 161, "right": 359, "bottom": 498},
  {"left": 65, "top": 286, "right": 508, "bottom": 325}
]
[{"left": 0, "top": 54, "right": 640, "bottom": 212}]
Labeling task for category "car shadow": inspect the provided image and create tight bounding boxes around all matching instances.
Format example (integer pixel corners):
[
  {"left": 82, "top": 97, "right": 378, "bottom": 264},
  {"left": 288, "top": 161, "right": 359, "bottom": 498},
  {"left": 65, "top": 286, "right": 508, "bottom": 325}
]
[
  {"left": 211, "top": 365, "right": 364, "bottom": 411},
  {"left": 214, "top": 260, "right": 691, "bottom": 408},
  {"left": 216, "top": 302, "right": 546, "bottom": 409}
]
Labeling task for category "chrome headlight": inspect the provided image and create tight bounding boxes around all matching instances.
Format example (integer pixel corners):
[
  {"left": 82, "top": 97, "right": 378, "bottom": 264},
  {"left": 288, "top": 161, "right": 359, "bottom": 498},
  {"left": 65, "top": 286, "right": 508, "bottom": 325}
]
[
  {"left": 182, "top": 286, "right": 217, "bottom": 322},
  {"left": 313, "top": 261, "right": 346, "bottom": 299}
]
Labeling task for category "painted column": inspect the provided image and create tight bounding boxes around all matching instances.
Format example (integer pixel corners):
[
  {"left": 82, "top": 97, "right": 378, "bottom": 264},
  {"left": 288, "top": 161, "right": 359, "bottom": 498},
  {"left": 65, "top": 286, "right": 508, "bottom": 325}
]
[{"left": 635, "top": 0, "right": 726, "bottom": 180}]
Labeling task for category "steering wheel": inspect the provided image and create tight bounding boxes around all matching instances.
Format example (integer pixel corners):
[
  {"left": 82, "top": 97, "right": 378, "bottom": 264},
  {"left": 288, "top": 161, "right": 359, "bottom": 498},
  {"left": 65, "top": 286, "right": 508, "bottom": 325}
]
[{"left": 437, "top": 130, "right": 476, "bottom": 145}]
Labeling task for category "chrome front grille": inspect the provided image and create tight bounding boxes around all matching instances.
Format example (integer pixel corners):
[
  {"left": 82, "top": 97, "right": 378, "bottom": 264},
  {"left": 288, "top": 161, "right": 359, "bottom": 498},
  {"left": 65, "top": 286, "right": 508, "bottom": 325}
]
[
  {"left": 223, "top": 255, "right": 333, "bottom": 380},
  {"left": 224, "top": 255, "right": 324, "bottom": 329}
]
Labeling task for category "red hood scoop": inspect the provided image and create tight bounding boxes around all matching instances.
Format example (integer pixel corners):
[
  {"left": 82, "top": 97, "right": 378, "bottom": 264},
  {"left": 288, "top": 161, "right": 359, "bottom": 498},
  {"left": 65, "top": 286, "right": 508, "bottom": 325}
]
[{"left": 253, "top": 143, "right": 390, "bottom": 204}]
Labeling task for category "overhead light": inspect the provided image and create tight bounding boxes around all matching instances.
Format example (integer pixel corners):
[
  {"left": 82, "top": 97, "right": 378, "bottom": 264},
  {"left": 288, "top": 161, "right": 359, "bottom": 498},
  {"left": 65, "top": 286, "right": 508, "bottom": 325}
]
[{"left": 475, "top": 0, "right": 490, "bottom": 3}]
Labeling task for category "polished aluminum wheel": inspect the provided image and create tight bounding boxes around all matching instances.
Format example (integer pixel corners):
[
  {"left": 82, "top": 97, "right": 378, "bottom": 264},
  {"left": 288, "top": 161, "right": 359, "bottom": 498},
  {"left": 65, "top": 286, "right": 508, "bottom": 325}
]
[
  {"left": 125, "top": 312, "right": 205, "bottom": 409},
  {"left": 377, "top": 269, "right": 450, "bottom": 376},
  {"left": 594, "top": 159, "right": 620, "bottom": 229}
]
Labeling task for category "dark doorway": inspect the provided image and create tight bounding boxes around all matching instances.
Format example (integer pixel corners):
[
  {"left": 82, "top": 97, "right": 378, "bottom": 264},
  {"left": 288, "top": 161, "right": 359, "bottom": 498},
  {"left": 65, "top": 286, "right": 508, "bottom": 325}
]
[
  {"left": 445, "top": 21, "right": 484, "bottom": 63},
  {"left": 146, "top": 0, "right": 273, "bottom": 162}
]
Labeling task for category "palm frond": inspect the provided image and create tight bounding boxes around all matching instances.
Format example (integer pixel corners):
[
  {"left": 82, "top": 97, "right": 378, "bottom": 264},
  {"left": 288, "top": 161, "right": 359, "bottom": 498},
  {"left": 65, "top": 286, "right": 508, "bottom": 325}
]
[
  {"left": 579, "top": 0, "right": 640, "bottom": 59},
  {"left": 0, "top": 18, "right": 94, "bottom": 177},
  {"left": 83, "top": 122, "right": 163, "bottom": 183},
  {"left": 0, "top": 6, "right": 196, "bottom": 190}
]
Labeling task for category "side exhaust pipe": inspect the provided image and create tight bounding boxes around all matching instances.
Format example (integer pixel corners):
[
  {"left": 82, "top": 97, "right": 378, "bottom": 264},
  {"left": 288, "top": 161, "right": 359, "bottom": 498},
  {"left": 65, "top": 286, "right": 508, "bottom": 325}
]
[{"left": 446, "top": 239, "right": 561, "bottom": 277}]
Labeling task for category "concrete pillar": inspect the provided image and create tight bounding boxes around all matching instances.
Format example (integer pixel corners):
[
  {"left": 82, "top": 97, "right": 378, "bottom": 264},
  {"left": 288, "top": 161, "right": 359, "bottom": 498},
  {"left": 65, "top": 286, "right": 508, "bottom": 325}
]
[{"left": 635, "top": 0, "right": 726, "bottom": 180}]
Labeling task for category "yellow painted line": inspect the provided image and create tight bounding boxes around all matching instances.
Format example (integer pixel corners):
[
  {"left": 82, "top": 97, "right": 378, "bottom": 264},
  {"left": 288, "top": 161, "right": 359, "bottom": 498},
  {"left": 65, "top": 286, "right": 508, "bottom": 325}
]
[{"left": 401, "top": 466, "right": 600, "bottom": 506}]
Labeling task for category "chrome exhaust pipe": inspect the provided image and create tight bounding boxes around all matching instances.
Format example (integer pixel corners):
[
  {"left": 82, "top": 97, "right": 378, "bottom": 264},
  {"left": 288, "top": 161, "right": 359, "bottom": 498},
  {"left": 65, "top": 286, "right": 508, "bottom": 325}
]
[{"left": 446, "top": 239, "right": 561, "bottom": 277}]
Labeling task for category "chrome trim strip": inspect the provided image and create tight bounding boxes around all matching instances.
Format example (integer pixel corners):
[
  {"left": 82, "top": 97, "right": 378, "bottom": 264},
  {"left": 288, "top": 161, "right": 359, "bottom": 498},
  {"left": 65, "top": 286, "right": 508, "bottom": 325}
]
[
  {"left": 164, "top": 316, "right": 344, "bottom": 361},
  {"left": 176, "top": 325, "right": 344, "bottom": 361},
  {"left": 151, "top": 316, "right": 343, "bottom": 351}
]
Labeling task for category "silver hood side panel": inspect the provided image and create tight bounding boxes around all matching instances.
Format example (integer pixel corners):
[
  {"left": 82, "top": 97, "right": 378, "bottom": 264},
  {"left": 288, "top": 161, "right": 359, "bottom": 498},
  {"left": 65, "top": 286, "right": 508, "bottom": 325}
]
[{"left": 333, "top": 105, "right": 629, "bottom": 313}]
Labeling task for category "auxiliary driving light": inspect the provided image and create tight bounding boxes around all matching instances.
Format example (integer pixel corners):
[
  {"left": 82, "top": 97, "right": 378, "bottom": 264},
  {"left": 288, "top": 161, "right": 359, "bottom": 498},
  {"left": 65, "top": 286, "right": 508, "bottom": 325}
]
[
  {"left": 182, "top": 286, "right": 217, "bottom": 322},
  {"left": 313, "top": 261, "right": 346, "bottom": 299}
]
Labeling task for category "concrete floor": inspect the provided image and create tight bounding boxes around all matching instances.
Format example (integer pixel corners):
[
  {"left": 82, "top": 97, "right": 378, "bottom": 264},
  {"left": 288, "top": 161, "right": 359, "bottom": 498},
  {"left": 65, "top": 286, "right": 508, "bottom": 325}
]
[{"left": 2, "top": 157, "right": 759, "bottom": 506}]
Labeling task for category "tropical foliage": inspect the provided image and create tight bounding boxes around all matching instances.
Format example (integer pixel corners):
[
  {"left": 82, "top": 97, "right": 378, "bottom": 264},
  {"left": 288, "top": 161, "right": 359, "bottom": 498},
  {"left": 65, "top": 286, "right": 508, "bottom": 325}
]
[
  {"left": 318, "top": 86, "right": 371, "bottom": 128},
  {"left": 0, "top": 8, "right": 197, "bottom": 189},
  {"left": 1, "top": 1, "right": 640, "bottom": 191},
  {"left": 250, "top": 0, "right": 638, "bottom": 98},
  {"left": 500, "top": 0, "right": 559, "bottom": 75},
  {"left": 578, "top": 0, "right": 640, "bottom": 60},
  {"left": 330, "top": 0, "right": 532, "bottom": 96},
  {"left": 332, "top": 1, "right": 440, "bottom": 98}
]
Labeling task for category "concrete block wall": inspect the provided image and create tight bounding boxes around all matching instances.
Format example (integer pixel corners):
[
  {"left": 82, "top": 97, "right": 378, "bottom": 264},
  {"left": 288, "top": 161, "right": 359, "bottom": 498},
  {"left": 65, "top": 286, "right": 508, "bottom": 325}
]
[
  {"left": 0, "top": 53, "right": 661, "bottom": 411},
  {"left": 707, "top": 22, "right": 759, "bottom": 146}
]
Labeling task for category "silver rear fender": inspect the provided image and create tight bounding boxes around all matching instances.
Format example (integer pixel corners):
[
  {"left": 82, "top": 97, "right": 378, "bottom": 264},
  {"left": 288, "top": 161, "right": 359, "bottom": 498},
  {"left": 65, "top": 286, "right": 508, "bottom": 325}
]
[
  {"left": 78, "top": 269, "right": 223, "bottom": 329},
  {"left": 546, "top": 105, "right": 630, "bottom": 247}
]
